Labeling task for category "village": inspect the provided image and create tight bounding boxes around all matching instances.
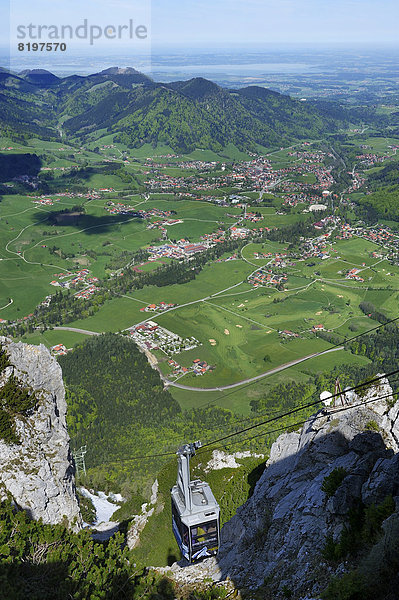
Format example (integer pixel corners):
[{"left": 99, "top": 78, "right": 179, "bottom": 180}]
[
  {"left": 248, "top": 267, "right": 288, "bottom": 288},
  {"left": 147, "top": 240, "right": 209, "bottom": 260},
  {"left": 166, "top": 357, "right": 215, "bottom": 378},
  {"left": 127, "top": 321, "right": 200, "bottom": 356},
  {"left": 141, "top": 150, "right": 336, "bottom": 198},
  {"left": 50, "top": 269, "right": 99, "bottom": 290}
]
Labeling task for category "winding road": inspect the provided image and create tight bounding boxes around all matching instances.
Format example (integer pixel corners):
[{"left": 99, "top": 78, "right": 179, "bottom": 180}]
[{"left": 160, "top": 346, "right": 345, "bottom": 391}]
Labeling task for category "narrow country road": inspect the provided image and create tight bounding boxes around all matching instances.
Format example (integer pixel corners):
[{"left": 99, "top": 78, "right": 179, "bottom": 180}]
[
  {"left": 54, "top": 327, "right": 100, "bottom": 336},
  {"left": 161, "top": 346, "right": 345, "bottom": 392}
]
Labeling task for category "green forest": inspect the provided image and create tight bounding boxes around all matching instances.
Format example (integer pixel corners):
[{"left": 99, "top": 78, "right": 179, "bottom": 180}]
[{"left": 0, "top": 500, "right": 226, "bottom": 600}]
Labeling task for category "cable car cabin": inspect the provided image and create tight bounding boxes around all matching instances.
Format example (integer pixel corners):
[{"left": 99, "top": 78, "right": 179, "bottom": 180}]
[{"left": 171, "top": 442, "right": 220, "bottom": 563}]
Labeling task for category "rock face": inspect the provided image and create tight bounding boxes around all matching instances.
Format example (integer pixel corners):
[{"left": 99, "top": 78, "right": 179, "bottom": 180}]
[
  {"left": 127, "top": 479, "right": 159, "bottom": 550},
  {"left": 164, "top": 378, "right": 399, "bottom": 598},
  {"left": 0, "top": 337, "right": 81, "bottom": 528},
  {"left": 217, "top": 378, "right": 399, "bottom": 597}
]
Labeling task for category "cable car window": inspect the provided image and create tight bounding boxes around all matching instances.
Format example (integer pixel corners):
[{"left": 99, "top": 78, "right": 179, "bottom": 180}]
[
  {"left": 190, "top": 520, "right": 218, "bottom": 552},
  {"left": 171, "top": 500, "right": 190, "bottom": 560}
]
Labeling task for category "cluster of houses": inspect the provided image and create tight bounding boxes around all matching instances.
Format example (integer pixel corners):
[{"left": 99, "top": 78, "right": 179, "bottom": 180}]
[
  {"left": 336, "top": 222, "right": 354, "bottom": 239},
  {"left": 30, "top": 190, "right": 101, "bottom": 202},
  {"left": 358, "top": 225, "right": 396, "bottom": 248},
  {"left": 32, "top": 197, "right": 58, "bottom": 206},
  {"left": 148, "top": 241, "right": 209, "bottom": 261},
  {"left": 137, "top": 142, "right": 339, "bottom": 202},
  {"left": 243, "top": 212, "right": 264, "bottom": 223},
  {"left": 347, "top": 172, "right": 366, "bottom": 193},
  {"left": 147, "top": 218, "right": 183, "bottom": 230},
  {"left": 128, "top": 321, "right": 200, "bottom": 356},
  {"left": 288, "top": 150, "right": 333, "bottom": 163},
  {"left": 227, "top": 150, "right": 335, "bottom": 193},
  {"left": 279, "top": 322, "right": 326, "bottom": 338},
  {"left": 283, "top": 192, "right": 327, "bottom": 208},
  {"left": 74, "top": 285, "right": 99, "bottom": 300},
  {"left": 50, "top": 344, "right": 69, "bottom": 356},
  {"left": 40, "top": 295, "right": 52, "bottom": 308},
  {"left": 144, "top": 173, "right": 230, "bottom": 192},
  {"left": 345, "top": 268, "right": 365, "bottom": 282},
  {"left": 139, "top": 302, "right": 176, "bottom": 312},
  {"left": 215, "top": 253, "right": 238, "bottom": 262},
  {"left": 50, "top": 269, "right": 99, "bottom": 290},
  {"left": 248, "top": 267, "right": 288, "bottom": 288},
  {"left": 145, "top": 158, "right": 222, "bottom": 171},
  {"left": 356, "top": 152, "right": 393, "bottom": 167},
  {"left": 254, "top": 251, "right": 273, "bottom": 260},
  {"left": 279, "top": 329, "right": 299, "bottom": 338},
  {"left": 40, "top": 165, "right": 79, "bottom": 173},
  {"left": 167, "top": 357, "right": 214, "bottom": 377},
  {"left": 335, "top": 222, "right": 399, "bottom": 262},
  {"left": 104, "top": 202, "right": 173, "bottom": 220},
  {"left": 230, "top": 226, "right": 251, "bottom": 239},
  {"left": 200, "top": 230, "right": 228, "bottom": 245},
  {"left": 314, "top": 215, "right": 337, "bottom": 230}
]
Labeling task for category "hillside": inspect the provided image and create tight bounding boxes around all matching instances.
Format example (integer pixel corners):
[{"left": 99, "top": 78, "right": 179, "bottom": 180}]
[
  {"left": 161, "top": 378, "right": 399, "bottom": 600},
  {"left": 0, "top": 67, "right": 352, "bottom": 152},
  {"left": 62, "top": 76, "right": 348, "bottom": 152}
]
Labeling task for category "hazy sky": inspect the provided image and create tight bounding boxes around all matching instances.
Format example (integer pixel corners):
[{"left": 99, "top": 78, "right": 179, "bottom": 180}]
[
  {"left": 4, "top": 0, "right": 399, "bottom": 49},
  {"left": 151, "top": 0, "right": 399, "bottom": 46}
]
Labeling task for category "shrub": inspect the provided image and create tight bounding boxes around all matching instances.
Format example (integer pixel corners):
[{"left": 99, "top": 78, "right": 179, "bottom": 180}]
[
  {"left": 0, "top": 409, "right": 20, "bottom": 444},
  {"left": 322, "top": 571, "right": 367, "bottom": 600},
  {"left": 362, "top": 495, "right": 395, "bottom": 545},
  {"left": 0, "top": 346, "right": 10, "bottom": 372},
  {"left": 0, "top": 376, "right": 37, "bottom": 414},
  {"left": 76, "top": 491, "right": 97, "bottom": 525},
  {"left": 0, "top": 372, "right": 37, "bottom": 443},
  {"left": 365, "top": 420, "right": 379, "bottom": 432},
  {"left": 322, "top": 467, "right": 348, "bottom": 498}
]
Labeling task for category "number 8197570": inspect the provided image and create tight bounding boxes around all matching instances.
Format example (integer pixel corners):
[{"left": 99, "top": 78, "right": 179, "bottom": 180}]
[{"left": 18, "top": 43, "right": 67, "bottom": 51}]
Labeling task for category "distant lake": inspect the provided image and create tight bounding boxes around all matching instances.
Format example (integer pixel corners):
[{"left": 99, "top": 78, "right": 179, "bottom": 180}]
[
  {"left": 148, "top": 62, "right": 315, "bottom": 74},
  {"left": 1, "top": 49, "right": 318, "bottom": 80},
  {"left": 147, "top": 62, "right": 318, "bottom": 81}
]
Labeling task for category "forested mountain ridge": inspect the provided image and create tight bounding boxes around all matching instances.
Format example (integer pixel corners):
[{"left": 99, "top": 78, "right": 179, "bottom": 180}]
[{"left": 0, "top": 66, "right": 364, "bottom": 151}]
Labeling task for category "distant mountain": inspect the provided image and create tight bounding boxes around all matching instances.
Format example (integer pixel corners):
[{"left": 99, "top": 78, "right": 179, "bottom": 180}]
[
  {"left": 167, "top": 77, "right": 222, "bottom": 100},
  {"left": 60, "top": 74, "right": 348, "bottom": 152},
  {"left": 86, "top": 66, "right": 153, "bottom": 87},
  {"left": 97, "top": 66, "right": 144, "bottom": 76},
  {"left": 0, "top": 67, "right": 361, "bottom": 151},
  {"left": 19, "top": 68, "right": 60, "bottom": 87}
]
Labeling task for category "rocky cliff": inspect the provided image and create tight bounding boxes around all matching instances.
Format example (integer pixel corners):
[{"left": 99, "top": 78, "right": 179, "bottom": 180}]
[
  {"left": 0, "top": 337, "right": 81, "bottom": 528},
  {"left": 164, "top": 378, "right": 399, "bottom": 599}
]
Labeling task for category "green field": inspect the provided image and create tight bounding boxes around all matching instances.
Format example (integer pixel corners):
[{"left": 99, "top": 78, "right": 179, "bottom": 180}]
[{"left": 1, "top": 134, "right": 398, "bottom": 416}]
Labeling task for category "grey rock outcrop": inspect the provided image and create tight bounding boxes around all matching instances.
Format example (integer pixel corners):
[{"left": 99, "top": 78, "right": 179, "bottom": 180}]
[
  {"left": 217, "top": 378, "right": 399, "bottom": 597},
  {"left": 0, "top": 337, "right": 81, "bottom": 528},
  {"left": 164, "top": 378, "right": 399, "bottom": 599}
]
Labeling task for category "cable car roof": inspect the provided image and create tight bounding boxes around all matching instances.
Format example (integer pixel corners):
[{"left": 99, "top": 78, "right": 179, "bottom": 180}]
[{"left": 171, "top": 478, "right": 219, "bottom": 520}]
